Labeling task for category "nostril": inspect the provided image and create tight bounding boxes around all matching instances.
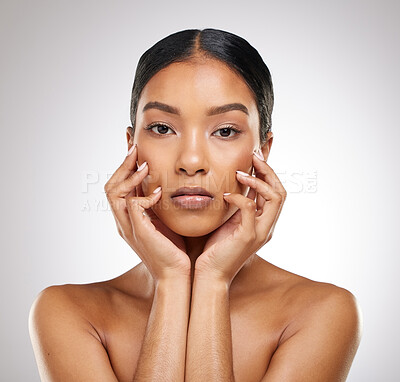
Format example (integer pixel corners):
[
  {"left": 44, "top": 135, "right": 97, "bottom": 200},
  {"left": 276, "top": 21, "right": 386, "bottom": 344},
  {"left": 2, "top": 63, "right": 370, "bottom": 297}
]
[{"left": 179, "top": 168, "right": 205, "bottom": 174}]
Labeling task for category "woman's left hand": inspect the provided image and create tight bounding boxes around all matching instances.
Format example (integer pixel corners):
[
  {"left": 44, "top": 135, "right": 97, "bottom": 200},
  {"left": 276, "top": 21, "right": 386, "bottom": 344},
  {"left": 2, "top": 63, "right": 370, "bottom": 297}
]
[{"left": 195, "top": 152, "right": 287, "bottom": 286}]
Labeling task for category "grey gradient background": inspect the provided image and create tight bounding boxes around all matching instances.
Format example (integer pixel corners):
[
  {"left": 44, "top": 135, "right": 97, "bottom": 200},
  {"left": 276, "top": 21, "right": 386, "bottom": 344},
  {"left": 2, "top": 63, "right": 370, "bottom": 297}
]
[{"left": 1, "top": 0, "right": 399, "bottom": 380}]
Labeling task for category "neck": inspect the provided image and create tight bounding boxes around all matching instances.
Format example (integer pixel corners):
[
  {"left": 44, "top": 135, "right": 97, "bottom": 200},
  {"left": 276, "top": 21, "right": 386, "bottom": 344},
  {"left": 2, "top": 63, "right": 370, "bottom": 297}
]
[{"left": 183, "top": 234, "right": 212, "bottom": 282}]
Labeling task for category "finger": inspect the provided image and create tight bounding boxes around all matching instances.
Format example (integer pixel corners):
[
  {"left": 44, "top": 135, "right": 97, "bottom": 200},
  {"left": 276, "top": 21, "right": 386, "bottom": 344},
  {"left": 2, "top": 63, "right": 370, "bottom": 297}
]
[
  {"left": 246, "top": 185, "right": 256, "bottom": 201},
  {"left": 236, "top": 171, "right": 285, "bottom": 235},
  {"left": 252, "top": 154, "right": 286, "bottom": 196},
  {"left": 236, "top": 171, "right": 273, "bottom": 200},
  {"left": 223, "top": 192, "right": 256, "bottom": 238},
  {"left": 137, "top": 181, "right": 145, "bottom": 197},
  {"left": 238, "top": 171, "right": 262, "bottom": 212},
  {"left": 126, "top": 188, "right": 163, "bottom": 239},
  {"left": 107, "top": 194, "right": 131, "bottom": 240},
  {"left": 236, "top": 171, "right": 284, "bottom": 207},
  {"left": 135, "top": 181, "right": 159, "bottom": 220},
  {"left": 237, "top": 172, "right": 271, "bottom": 216},
  {"left": 107, "top": 183, "right": 139, "bottom": 241},
  {"left": 104, "top": 144, "right": 138, "bottom": 192},
  {"left": 110, "top": 162, "right": 148, "bottom": 198},
  {"left": 255, "top": 192, "right": 264, "bottom": 217},
  {"left": 252, "top": 157, "right": 286, "bottom": 210},
  {"left": 258, "top": 196, "right": 285, "bottom": 244},
  {"left": 245, "top": 180, "right": 264, "bottom": 217}
]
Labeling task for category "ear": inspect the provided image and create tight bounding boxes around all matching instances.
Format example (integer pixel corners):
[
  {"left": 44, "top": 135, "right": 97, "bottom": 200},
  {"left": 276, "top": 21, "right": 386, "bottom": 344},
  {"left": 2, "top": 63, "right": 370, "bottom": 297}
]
[
  {"left": 260, "top": 131, "right": 274, "bottom": 161},
  {"left": 126, "top": 126, "right": 134, "bottom": 150}
]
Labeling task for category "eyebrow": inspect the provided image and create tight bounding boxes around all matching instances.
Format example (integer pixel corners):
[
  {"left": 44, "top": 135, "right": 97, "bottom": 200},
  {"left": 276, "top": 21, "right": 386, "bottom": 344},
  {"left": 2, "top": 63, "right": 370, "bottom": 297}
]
[{"left": 142, "top": 101, "right": 249, "bottom": 116}]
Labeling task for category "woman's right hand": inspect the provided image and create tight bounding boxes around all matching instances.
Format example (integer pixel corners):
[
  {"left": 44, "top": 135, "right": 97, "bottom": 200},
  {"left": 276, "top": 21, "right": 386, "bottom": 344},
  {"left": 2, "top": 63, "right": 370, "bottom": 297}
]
[{"left": 104, "top": 144, "right": 191, "bottom": 282}]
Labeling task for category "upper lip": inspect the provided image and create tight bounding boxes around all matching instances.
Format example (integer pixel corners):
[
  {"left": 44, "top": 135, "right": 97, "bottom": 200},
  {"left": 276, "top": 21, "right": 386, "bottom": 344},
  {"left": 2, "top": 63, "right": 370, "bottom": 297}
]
[{"left": 171, "top": 187, "right": 214, "bottom": 198}]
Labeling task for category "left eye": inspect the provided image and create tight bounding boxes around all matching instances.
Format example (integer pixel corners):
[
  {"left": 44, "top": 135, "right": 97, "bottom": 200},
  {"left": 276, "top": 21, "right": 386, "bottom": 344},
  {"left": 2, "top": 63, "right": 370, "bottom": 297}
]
[
  {"left": 213, "top": 126, "right": 241, "bottom": 138},
  {"left": 146, "top": 123, "right": 173, "bottom": 135}
]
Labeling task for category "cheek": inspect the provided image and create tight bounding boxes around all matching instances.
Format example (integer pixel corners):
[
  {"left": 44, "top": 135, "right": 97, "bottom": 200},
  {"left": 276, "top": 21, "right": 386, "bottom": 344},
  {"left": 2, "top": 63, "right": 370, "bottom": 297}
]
[
  {"left": 234, "top": 149, "right": 254, "bottom": 172},
  {"left": 140, "top": 164, "right": 166, "bottom": 196},
  {"left": 220, "top": 150, "right": 253, "bottom": 194},
  {"left": 135, "top": 140, "right": 166, "bottom": 195}
]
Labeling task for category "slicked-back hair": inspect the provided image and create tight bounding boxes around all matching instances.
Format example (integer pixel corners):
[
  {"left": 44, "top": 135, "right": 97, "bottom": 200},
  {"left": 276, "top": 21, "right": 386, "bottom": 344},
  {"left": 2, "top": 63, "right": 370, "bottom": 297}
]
[{"left": 130, "top": 28, "right": 274, "bottom": 145}]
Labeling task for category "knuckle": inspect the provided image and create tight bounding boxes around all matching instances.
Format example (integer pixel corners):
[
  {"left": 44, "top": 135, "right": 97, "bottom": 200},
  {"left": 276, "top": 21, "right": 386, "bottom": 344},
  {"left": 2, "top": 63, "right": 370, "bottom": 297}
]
[
  {"left": 126, "top": 196, "right": 136, "bottom": 206},
  {"left": 105, "top": 191, "right": 113, "bottom": 203},
  {"left": 111, "top": 198, "right": 124, "bottom": 211},
  {"left": 104, "top": 183, "right": 118, "bottom": 199},
  {"left": 106, "top": 190, "right": 115, "bottom": 205},
  {"left": 127, "top": 197, "right": 142, "bottom": 212},
  {"left": 244, "top": 199, "right": 257, "bottom": 210},
  {"left": 104, "top": 182, "right": 111, "bottom": 194},
  {"left": 272, "top": 191, "right": 284, "bottom": 204},
  {"left": 279, "top": 186, "right": 287, "bottom": 199}
]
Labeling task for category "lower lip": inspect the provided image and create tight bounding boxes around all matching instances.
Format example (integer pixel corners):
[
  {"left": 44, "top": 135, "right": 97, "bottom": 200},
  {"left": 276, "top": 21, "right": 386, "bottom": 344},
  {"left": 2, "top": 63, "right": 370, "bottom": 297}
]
[{"left": 171, "top": 195, "right": 213, "bottom": 209}]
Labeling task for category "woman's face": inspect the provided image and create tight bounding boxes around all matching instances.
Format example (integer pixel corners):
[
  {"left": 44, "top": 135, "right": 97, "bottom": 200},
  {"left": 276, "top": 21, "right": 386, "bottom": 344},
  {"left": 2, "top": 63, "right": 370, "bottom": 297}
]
[{"left": 130, "top": 57, "right": 265, "bottom": 237}]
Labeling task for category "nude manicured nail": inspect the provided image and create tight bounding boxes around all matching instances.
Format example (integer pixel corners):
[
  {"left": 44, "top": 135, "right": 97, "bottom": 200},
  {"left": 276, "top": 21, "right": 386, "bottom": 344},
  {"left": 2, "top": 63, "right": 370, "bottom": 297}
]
[
  {"left": 137, "top": 161, "right": 147, "bottom": 171},
  {"left": 253, "top": 148, "right": 264, "bottom": 161},
  {"left": 153, "top": 186, "right": 162, "bottom": 194},
  {"left": 127, "top": 143, "right": 137, "bottom": 156},
  {"left": 236, "top": 170, "right": 250, "bottom": 177}
]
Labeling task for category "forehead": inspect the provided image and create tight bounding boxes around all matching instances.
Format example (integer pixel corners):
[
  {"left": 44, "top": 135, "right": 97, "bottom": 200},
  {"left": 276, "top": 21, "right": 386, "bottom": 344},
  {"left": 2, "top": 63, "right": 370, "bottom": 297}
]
[{"left": 137, "top": 58, "right": 258, "bottom": 118}]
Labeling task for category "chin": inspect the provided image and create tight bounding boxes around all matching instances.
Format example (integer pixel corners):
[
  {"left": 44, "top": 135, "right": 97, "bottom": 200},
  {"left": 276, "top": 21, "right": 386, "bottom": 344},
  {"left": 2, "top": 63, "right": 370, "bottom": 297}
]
[
  {"left": 152, "top": 205, "right": 227, "bottom": 237},
  {"left": 170, "top": 224, "right": 217, "bottom": 238},
  {"left": 167, "top": 214, "right": 221, "bottom": 237}
]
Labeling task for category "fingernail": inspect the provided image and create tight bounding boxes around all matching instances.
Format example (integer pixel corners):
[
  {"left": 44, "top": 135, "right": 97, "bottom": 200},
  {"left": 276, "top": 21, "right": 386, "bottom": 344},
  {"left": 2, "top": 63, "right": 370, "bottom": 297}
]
[
  {"left": 137, "top": 161, "right": 147, "bottom": 171},
  {"left": 153, "top": 186, "right": 162, "bottom": 194},
  {"left": 223, "top": 192, "right": 231, "bottom": 196},
  {"left": 253, "top": 148, "right": 264, "bottom": 161},
  {"left": 236, "top": 170, "right": 250, "bottom": 177},
  {"left": 127, "top": 143, "right": 137, "bottom": 156}
]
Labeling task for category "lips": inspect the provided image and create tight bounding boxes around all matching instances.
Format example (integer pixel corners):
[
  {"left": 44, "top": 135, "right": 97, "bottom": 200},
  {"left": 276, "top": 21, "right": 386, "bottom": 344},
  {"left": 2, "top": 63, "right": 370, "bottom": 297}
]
[{"left": 171, "top": 186, "right": 214, "bottom": 198}]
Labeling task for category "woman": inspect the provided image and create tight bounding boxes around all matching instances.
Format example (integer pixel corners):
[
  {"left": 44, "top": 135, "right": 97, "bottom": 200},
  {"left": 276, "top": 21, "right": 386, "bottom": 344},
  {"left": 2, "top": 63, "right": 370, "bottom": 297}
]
[{"left": 29, "top": 28, "right": 362, "bottom": 381}]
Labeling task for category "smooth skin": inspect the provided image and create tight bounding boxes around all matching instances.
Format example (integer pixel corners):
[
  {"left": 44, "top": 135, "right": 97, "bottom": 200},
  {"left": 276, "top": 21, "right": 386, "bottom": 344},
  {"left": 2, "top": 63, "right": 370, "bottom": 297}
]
[{"left": 29, "top": 56, "right": 362, "bottom": 382}]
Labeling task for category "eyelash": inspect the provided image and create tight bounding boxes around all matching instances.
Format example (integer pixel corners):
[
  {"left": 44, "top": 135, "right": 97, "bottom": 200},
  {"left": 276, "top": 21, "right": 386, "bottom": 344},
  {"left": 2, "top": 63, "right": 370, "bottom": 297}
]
[{"left": 144, "top": 123, "right": 242, "bottom": 139}]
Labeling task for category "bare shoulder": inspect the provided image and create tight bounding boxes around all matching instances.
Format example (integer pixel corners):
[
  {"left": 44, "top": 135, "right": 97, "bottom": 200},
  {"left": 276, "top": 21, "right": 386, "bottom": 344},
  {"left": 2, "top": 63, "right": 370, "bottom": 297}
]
[
  {"left": 28, "top": 268, "right": 147, "bottom": 381},
  {"left": 256, "top": 260, "right": 360, "bottom": 317},
  {"left": 29, "top": 282, "right": 112, "bottom": 350},
  {"left": 30, "top": 280, "right": 113, "bottom": 317},
  {"left": 29, "top": 267, "right": 148, "bottom": 334},
  {"left": 277, "top": 267, "right": 361, "bottom": 333},
  {"left": 255, "top": 260, "right": 363, "bottom": 381}
]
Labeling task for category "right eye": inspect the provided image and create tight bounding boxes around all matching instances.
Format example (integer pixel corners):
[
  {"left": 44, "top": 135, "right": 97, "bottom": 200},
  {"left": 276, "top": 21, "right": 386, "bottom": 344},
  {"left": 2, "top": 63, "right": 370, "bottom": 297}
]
[{"left": 144, "top": 123, "right": 174, "bottom": 136}]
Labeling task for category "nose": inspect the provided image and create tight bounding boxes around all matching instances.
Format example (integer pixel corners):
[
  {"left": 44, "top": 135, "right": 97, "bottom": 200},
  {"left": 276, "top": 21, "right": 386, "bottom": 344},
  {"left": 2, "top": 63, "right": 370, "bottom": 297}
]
[{"left": 175, "top": 130, "right": 210, "bottom": 176}]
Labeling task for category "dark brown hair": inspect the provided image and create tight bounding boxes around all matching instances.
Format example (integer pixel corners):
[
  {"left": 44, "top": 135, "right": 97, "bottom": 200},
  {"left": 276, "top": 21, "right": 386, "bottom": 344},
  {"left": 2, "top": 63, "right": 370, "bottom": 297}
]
[{"left": 130, "top": 28, "right": 274, "bottom": 144}]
